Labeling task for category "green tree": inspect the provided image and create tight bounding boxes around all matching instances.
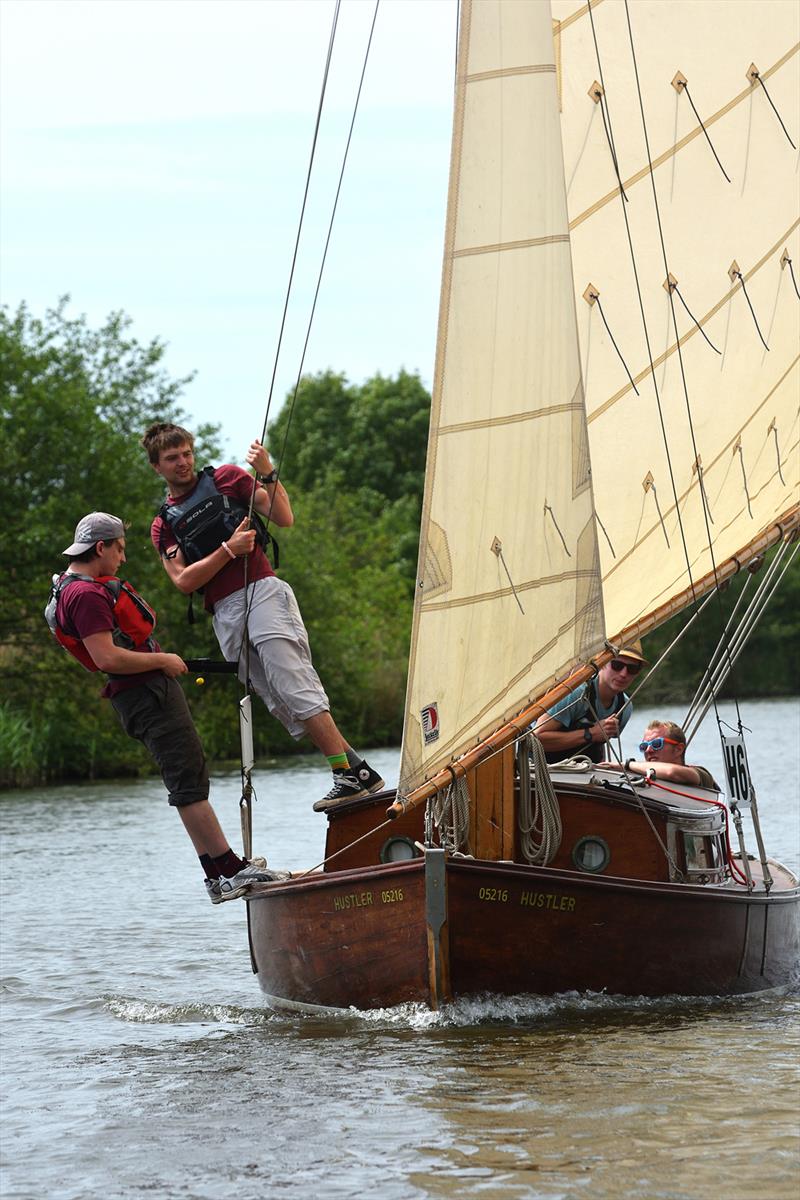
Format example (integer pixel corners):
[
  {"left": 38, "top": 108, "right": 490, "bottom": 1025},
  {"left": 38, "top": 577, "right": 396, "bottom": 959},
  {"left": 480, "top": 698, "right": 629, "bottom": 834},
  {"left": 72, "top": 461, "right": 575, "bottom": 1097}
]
[
  {"left": 267, "top": 369, "right": 430, "bottom": 584},
  {"left": 643, "top": 547, "right": 800, "bottom": 702},
  {"left": 0, "top": 298, "right": 221, "bottom": 784}
]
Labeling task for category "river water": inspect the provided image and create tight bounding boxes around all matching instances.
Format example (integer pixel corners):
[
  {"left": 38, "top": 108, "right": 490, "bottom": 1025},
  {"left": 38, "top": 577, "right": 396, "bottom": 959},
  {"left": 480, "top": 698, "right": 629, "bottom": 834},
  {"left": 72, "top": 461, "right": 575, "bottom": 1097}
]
[{"left": 1, "top": 698, "right": 798, "bottom": 1199}]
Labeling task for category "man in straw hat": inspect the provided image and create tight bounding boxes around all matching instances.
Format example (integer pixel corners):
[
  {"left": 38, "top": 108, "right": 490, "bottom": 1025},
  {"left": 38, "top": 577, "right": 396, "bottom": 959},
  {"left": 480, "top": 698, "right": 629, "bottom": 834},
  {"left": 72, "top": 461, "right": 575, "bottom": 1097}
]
[
  {"left": 46, "top": 511, "right": 285, "bottom": 903},
  {"left": 533, "top": 641, "right": 648, "bottom": 765}
]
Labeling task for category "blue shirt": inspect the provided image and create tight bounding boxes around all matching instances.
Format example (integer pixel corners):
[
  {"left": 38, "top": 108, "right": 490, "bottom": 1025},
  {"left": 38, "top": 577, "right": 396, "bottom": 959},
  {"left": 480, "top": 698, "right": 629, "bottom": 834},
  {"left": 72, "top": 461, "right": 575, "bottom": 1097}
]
[{"left": 545, "top": 681, "right": 631, "bottom": 732}]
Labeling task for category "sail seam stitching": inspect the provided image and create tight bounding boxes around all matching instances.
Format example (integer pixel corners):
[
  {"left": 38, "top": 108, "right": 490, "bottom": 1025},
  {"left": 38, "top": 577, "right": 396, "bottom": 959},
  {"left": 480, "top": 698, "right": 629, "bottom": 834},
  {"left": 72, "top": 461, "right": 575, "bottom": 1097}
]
[
  {"left": 439, "top": 401, "right": 583, "bottom": 436},
  {"left": 421, "top": 570, "right": 598, "bottom": 613},
  {"left": 558, "top": 0, "right": 606, "bottom": 33},
  {"left": 453, "top": 233, "right": 569, "bottom": 258},
  {"left": 465, "top": 64, "right": 555, "bottom": 84}
]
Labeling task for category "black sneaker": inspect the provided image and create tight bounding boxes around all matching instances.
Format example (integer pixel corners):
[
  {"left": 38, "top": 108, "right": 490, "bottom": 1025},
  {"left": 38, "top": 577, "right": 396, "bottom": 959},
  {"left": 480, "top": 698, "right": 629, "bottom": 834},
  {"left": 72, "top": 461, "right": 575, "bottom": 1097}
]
[{"left": 313, "top": 762, "right": 386, "bottom": 813}]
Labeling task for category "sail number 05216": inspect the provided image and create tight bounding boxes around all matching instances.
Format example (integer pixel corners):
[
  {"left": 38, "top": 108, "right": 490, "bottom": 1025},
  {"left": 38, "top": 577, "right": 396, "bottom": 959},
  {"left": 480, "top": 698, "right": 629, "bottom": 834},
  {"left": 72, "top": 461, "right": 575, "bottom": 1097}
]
[{"left": 478, "top": 887, "right": 508, "bottom": 902}]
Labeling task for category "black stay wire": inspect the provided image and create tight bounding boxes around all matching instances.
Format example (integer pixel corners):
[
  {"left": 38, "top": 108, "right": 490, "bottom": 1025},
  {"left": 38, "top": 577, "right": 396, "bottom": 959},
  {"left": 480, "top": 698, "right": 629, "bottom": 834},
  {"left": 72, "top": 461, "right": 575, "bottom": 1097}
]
[
  {"left": 235, "top": 0, "right": 344, "bottom": 688},
  {"left": 257, "top": 0, "right": 343, "bottom": 457},
  {"left": 622, "top": 0, "right": 743, "bottom": 733},
  {"left": 263, "top": 0, "right": 381, "bottom": 527},
  {"left": 237, "top": 0, "right": 381, "bottom": 669},
  {"left": 585, "top": 0, "right": 696, "bottom": 605}
]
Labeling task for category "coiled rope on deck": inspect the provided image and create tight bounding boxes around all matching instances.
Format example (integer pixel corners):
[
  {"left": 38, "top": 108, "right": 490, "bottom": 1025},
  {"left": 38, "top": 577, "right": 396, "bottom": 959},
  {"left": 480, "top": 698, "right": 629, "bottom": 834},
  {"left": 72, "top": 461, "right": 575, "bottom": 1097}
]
[{"left": 516, "top": 734, "right": 563, "bottom": 866}]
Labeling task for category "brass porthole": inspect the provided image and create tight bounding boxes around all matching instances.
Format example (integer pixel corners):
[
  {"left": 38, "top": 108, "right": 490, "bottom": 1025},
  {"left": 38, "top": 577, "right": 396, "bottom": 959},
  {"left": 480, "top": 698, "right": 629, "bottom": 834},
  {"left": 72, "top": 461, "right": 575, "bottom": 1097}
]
[
  {"left": 572, "top": 835, "right": 611, "bottom": 873},
  {"left": 379, "top": 836, "right": 419, "bottom": 864}
]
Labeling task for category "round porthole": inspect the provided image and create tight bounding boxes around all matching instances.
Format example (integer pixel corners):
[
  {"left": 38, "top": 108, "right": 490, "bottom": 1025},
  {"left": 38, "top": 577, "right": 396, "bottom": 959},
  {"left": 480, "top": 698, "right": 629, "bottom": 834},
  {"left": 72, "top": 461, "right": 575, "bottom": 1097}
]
[
  {"left": 572, "top": 835, "right": 611, "bottom": 873},
  {"left": 380, "top": 836, "right": 419, "bottom": 864}
]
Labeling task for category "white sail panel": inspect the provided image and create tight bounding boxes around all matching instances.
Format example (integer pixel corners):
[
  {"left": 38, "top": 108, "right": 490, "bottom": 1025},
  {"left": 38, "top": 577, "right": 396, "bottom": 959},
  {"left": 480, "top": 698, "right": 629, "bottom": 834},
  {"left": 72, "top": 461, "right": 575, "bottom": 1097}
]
[
  {"left": 553, "top": 0, "right": 800, "bottom": 641},
  {"left": 399, "top": 0, "right": 605, "bottom": 793}
]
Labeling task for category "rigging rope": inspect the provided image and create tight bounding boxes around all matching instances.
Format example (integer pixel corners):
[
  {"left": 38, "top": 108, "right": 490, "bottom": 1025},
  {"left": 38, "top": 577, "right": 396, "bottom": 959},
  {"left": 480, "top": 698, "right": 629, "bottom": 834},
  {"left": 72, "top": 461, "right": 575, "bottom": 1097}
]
[
  {"left": 236, "top": 1, "right": 380, "bottom": 669},
  {"left": 672, "top": 282, "right": 721, "bottom": 354},
  {"left": 517, "top": 734, "right": 563, "bottom": 866},
  {"left": 683, "top": 540, "right": 798, "bottom": 743},
  {"left": 592, "top": 294, "right": 640, "bottom": 394},
  {"left": 681, "top": 83, "right": 731, "bottom": 183},
  {"left": 751, "top": 71, "right": 797, "bottom": 150},
  {"left": 732, "top": 269, "right": 770, "bottom": 351},
  {"left": 429, "top": 775, "right": 471, "bottom": 854},
  {"left": 586, "top": 0, "right": 697, "bottom": 626},
  {"left": 785, "top": 256, "right": 800, "bottom": 302},
  {"left": 621, "top": 0, "right": 743, "bottom": 743}
]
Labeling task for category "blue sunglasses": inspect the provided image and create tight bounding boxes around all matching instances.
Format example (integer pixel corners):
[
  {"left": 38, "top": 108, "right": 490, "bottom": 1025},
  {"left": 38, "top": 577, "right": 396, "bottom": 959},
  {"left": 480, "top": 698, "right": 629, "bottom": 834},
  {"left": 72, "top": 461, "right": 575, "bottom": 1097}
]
[{"left": 638, "top": 736, "right": 682, "bottom": 753}]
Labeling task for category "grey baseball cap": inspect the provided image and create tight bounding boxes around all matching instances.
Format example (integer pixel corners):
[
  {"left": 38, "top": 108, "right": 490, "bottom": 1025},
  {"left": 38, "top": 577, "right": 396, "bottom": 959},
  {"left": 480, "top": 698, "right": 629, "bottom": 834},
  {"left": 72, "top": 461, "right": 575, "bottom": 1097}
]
[{"left": 62, "top": 512, "right": 126, "bottom": 555}]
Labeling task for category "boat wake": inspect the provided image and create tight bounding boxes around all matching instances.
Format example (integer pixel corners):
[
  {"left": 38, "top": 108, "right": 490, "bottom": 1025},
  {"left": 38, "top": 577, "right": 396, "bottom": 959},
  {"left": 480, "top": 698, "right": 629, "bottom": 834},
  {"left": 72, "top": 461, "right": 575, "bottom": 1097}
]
[
  {"left": 104, "top": 995, "right": 281, "bottom": 1027},
  {"left": 105, "top": 972, "right": 799, "bottom": 1030},
  {"left": 323, "top": 981, "right": 800, "bottom": 1029}
]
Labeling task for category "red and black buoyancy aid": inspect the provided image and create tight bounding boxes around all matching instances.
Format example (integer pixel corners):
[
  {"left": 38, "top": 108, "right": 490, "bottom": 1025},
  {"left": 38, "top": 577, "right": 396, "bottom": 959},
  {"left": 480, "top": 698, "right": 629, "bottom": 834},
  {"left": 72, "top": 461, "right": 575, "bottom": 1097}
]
[
  {"left": 44, "top": 572, "right": 156, "bottom": 672},
  {"left": 157, "top": 466, "right": 277, "bottom": 568}
]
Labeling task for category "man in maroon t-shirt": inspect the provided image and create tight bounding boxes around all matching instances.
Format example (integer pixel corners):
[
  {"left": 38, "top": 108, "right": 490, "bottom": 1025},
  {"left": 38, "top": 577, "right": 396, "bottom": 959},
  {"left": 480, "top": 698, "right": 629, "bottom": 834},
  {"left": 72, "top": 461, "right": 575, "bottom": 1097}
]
[
  {"left": 142, "top": 422, "right": 385, "bottom": 811},
  {"left": 51, "top": 511, "right": 285, "bottom": 903}
]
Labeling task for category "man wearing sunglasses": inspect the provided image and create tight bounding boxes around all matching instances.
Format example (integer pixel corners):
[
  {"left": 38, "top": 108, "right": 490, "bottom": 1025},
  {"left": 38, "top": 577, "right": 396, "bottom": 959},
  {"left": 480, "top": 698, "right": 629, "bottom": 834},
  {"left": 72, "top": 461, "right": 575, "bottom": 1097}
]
[
  {"left": 534, "top": 644, "right": 647, "bottom": 765},
  {"left": 600, "top": 720, "right": 719, "bottom": 789}
]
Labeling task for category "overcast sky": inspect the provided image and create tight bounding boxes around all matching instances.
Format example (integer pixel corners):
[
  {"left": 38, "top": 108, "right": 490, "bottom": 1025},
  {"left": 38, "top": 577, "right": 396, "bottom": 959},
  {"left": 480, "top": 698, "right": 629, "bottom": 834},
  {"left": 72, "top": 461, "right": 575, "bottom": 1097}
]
[{"left": 1, "top": 0, "right": 457, "bottom": 460}]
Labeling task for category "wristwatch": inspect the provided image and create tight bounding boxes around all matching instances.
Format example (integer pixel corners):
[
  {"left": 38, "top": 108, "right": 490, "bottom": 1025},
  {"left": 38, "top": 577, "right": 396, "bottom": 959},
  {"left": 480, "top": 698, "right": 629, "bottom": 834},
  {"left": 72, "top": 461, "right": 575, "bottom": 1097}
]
[
  {"left": 258, "top": 469, "right": 279, "bottom": 485},
  {"left": 582, "top": 727, "right": 593, "bottom": 744}
]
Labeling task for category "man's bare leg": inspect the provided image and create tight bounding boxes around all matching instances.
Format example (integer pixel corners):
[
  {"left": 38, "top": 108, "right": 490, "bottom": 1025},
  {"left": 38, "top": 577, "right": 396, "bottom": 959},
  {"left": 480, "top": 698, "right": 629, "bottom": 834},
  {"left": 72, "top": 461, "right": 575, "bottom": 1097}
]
[
  {"left": 177, "top": 799, "right": 231, "bottom": 857},
  {"left": 302, "top": 711, "right": 349, "bottom": 758}
]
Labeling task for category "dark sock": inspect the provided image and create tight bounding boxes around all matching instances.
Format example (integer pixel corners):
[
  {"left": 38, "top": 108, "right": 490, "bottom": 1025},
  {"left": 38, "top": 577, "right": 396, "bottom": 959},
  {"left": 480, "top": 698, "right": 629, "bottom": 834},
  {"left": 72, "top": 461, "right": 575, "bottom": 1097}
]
[
  {"left": 199, "top": 853, "right": 214, "bottom": 879},
  {"left": 346, "top": 749, "right": 364, "bottom": 770},
  {"left": 209, "top": 848, "right": 247, "bottom": 879}
]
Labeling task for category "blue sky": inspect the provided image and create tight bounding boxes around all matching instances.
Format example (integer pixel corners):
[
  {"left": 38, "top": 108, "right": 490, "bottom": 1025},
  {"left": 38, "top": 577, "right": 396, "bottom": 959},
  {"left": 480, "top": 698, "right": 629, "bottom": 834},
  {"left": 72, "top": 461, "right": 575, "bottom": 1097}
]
[{"left": 1, "top": 0, "right": 457, "bottom": 460}]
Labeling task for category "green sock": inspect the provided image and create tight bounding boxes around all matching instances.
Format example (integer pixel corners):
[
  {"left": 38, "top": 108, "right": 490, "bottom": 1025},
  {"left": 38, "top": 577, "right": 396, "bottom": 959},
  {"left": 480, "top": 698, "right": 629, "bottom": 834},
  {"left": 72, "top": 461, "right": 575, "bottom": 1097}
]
[{"left": 327, "top": 753, "right": 349, "bottom": 771}]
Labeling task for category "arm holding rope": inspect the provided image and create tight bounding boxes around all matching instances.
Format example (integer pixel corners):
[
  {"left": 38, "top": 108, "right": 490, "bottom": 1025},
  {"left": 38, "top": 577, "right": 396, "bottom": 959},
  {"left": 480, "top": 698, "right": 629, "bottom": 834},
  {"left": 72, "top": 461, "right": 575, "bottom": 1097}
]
[
  {"left": 246, "top": 441, "right": 294, "bottom": 527},
  {"left": 535, "top": 710, "right": 620, "bottom": 757},
  {"left": 160, "top": 517, "right": 256, "bottom": 595}
]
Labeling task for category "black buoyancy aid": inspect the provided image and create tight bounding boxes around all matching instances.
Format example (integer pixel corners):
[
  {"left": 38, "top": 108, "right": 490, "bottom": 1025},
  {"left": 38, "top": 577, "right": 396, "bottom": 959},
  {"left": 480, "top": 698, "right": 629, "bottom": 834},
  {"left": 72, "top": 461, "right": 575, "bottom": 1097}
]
[
  {"left": 44, "top": 572, "right": 156, "bottom": 673},
  {"left": 157, "top": 466, "right": 277, "bottom": 568},
  {"left": 544, "top": 677, "right": 629, "bottom": 765}
]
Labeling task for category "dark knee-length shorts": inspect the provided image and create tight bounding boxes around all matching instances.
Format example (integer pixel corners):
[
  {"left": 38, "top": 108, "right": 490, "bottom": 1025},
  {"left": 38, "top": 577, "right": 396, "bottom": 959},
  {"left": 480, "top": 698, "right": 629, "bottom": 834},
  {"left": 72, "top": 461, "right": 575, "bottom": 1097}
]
[{"left": 111, "top": 675, "right": 209, "bottom": 807}]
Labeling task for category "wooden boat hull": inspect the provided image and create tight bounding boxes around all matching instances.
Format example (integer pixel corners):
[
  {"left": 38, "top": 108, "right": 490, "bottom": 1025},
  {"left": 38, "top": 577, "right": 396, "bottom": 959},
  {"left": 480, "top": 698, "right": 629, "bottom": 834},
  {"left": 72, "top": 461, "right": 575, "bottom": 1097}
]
[{"left": 247, "top": 855, "right": 800, "bottom": 1010}]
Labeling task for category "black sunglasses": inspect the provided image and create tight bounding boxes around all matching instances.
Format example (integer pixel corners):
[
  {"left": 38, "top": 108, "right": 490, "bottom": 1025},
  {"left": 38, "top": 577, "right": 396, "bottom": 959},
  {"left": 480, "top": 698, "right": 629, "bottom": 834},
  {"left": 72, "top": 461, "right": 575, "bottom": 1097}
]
[{"left": 609, "top": 659, "right": 642, "bottom": 676}]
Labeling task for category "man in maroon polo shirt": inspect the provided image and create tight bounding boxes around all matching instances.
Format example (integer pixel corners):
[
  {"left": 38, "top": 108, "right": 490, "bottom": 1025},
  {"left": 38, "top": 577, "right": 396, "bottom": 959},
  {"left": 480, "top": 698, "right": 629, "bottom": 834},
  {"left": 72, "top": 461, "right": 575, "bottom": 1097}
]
[
  {"left": 49, "top": 511, "right": 283, "bottom": 903},
  {"left": 142, "top": 422, "right": 384, "bottom": 812}
]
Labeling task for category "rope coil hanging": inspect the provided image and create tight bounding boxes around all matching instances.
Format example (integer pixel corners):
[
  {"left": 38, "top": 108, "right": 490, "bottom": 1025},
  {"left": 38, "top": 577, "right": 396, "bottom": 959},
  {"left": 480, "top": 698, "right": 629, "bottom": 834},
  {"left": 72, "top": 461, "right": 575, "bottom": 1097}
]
[
  {"left": 516, "top": 734, "right": 563, "bottom": 866},
  {"left": 429, "top": 776, "right": 471, "bottom": 854}
]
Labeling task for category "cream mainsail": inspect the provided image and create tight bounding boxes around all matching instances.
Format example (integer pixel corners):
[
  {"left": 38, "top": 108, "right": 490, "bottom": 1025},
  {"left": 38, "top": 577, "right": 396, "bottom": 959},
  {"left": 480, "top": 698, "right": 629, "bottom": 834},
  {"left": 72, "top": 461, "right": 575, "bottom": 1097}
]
[
  {"left": 554, "top": 0, "right": 799, "bottom": 641},
  {"left": 399, "top": 0, "right": 799, "bottom": 795}
]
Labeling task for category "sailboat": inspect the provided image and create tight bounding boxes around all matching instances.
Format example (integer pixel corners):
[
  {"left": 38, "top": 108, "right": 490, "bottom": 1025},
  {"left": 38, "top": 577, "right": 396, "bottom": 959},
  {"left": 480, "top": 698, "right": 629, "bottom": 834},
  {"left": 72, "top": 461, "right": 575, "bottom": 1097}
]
[{"left": 244, "top": 0, "right": 799, "bottom": 1010}]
